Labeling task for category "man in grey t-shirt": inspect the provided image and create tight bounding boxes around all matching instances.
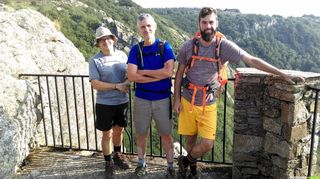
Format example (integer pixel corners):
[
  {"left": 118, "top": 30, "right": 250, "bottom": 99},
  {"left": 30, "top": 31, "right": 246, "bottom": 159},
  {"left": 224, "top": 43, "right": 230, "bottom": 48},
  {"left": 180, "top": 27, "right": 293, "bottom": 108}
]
[{"left": 173, "top": 7, "right": 297, "bottom": 178}]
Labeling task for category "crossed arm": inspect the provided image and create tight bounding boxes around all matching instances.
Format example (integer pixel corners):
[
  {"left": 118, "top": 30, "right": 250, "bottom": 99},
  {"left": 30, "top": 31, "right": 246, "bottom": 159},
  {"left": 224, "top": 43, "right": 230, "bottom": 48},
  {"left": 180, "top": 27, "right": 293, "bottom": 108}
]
[
  {"left": 90, "top": 79, "right": 130, "bottom": 93},
  {"left": 127, "top": 59, "right": 174, "bottom": 83}
]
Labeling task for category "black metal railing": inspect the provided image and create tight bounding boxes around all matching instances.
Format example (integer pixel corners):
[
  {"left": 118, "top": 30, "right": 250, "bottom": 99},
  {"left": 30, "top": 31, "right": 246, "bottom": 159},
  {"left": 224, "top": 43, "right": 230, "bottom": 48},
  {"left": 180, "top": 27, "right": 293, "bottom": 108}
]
[
  {"left": 19, "top": 74, "right": 234, "bottom": 165},
  {"left": 307, "top": 85, "right": 320, "bottom": 177}
]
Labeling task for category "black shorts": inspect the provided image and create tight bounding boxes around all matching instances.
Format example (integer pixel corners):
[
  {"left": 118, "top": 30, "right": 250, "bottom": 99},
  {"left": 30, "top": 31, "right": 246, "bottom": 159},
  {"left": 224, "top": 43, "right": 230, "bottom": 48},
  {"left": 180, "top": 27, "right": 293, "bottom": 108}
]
[{"left": 95, "top": 103, "right": 128, "bottom": 131}]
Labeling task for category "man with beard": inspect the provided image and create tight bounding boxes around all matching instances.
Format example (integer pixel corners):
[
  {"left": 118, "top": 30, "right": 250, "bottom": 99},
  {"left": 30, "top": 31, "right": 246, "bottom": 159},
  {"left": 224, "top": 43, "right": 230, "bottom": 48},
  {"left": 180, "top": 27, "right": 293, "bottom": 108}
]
[{"left": 173, "top": 7, "right": 296, "bottom": 179}]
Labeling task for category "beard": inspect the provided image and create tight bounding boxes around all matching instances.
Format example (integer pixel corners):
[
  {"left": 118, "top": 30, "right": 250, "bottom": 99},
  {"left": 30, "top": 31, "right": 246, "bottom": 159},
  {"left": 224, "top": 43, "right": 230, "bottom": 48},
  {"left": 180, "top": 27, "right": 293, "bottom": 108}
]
[{"left": 200, "top": 28, "right": 216, "bottom": 42}]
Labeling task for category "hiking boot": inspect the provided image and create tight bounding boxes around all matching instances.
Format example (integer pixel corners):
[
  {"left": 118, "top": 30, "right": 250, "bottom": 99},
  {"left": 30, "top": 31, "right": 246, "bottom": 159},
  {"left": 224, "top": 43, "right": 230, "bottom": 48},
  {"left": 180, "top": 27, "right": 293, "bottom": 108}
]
[
  {"left": 113, "top": 152, "right": 131, "bottom": 169},
  {"left": 177, "top": 156, "right": 188, "bottom": 179},
  {"left": 105, "top": 160, "right": 114, "bottom": 178},
  {"left": 187, "top": 173, "right": 200, "bottom": 179},
  {"left": 131, "top": 165, "right": 147, "bottom": 178},
  {"left": 166, "top": 167, "right": 176, "bottom": 179}
]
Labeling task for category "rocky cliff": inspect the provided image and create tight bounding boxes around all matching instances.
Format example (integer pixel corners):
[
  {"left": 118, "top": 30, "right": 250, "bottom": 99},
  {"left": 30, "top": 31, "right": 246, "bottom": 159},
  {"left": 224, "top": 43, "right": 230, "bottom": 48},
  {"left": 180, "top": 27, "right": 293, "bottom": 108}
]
[{"left": 0, "top": 4, "right": 88, "bottom": 178}]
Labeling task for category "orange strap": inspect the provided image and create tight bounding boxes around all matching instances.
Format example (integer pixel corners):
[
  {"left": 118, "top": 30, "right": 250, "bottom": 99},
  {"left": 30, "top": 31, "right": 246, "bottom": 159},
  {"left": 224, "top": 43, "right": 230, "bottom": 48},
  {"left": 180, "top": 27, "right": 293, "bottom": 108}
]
[
  {"left": 190, "top": 55, "right": 223, "bottom": 83},
  {"left": 190, "top": 55, "right": 220, "bottom": 68},
  {"left": 189, "top": 55, "right": 223, "bottom": 83},
  {"left": 187, "top": 83, "right": 209, "bottom": 115}
]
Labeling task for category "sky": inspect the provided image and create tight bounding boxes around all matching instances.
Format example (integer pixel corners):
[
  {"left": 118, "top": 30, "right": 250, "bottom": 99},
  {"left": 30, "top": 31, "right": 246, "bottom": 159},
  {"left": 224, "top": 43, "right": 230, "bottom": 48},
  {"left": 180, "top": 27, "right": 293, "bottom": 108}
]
[{"left": 132, "top": 0, "right": 320, "bottom": 17}]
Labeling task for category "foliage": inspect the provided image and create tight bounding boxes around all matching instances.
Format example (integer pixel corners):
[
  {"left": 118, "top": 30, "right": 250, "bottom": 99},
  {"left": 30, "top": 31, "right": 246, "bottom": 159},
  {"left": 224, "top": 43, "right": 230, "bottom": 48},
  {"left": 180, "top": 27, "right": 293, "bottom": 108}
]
[
  {"left": 7, "top": 1, "right": 320, "bottom": 72},
  {"left": 153, "top": 8, "right": 320, "bottom": 73}
]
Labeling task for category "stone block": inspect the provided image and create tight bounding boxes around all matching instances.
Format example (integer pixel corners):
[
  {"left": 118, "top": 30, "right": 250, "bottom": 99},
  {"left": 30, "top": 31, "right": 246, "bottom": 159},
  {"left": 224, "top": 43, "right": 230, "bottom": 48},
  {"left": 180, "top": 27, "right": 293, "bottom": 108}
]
[
  {"left": 242, "top": 167, "right": 259, "bottom": 175},
  {"left": 248, "top": 117, "right": 262, "bottom": 125},
  {"left": 233, "top": 161, "right": 257, "bottom": 168},
  {"left": 268, "top": 86, "right": 303, "bottom": 102},
  {"left": 264, "top": 132, "right": 290, "bottom": 158},
  {"left": 234, "top": 134, "right": 263, "bottom": 153},
  {"left": 233, "top": 153, "right": 257, "bottom": 162},
  {"left": 271, "top": 155, "right": 288, "bottom": 169},
  {"left": 290, "top": 122, "right": 308, "bottom": 142},
  {"left": 281, "top": 102, "right": 294, "bottom": 124},
  {"left": 264, "top": 107, "right": 281, "bottom": 118},
  {"left": 273, "top": 83, "right": 304, "bottom": 93},
  {"left": 237, "top": 76, "right": 262, "bottom": 84},
  {"left": 263, "top": 117, "right": 281, "bottom": 135},
  {"left": 293, "top": 101, "right": 310, "bottom": 125},
  {"left": 234, "top": 124, "right": 249, "bottom": 132}
]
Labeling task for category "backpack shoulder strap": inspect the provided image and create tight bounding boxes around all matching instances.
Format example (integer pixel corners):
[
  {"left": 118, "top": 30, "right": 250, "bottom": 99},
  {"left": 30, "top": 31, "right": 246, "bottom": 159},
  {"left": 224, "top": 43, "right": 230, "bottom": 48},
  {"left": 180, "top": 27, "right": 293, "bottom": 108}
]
[
  {"left": 158, "top": 40, "right": 166, "bottom": 61},
  {"left": 185, "top": 37, "right": 200, "bottom": 68},
  {"left": 215, "top": 35, "right": 223, "bottom": 60},
  {"left": 192, "top": 37, "right": 200, "bottom": 56},
  {"left": 214, "top": 31, "right": 226, "bottom": 59},
  {"left": 215, "top": 32, "right": 226, "bottom": 73},
  {"left": 137, "top": 41, "right": 144, "bottom": 69}
]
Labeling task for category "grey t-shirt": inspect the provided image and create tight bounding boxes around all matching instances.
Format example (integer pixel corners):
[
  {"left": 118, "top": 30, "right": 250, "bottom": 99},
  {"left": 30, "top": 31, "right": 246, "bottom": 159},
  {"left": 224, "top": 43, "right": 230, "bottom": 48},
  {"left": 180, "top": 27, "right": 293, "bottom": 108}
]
[
  {"left": 177, "top": 38, "right": 248, "bottom": 105},
  {"left": 89, "top": 50, "right": 128, "bottom": 105}
]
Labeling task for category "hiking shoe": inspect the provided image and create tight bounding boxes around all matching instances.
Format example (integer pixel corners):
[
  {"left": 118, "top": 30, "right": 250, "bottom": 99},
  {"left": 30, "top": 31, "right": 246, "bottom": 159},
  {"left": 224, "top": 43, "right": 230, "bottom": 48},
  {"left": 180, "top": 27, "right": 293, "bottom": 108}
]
[
  {"left": 177, "top": 156, "right": 188, "bottom": 179},
  {"left": 187, "top": 173, "right": 200, "bottom": 179},
  {"left": 131, "top": 165, "right": 147, "bottom": 178},
  {"left": 113, "top": 152, "right": 131, "bottom": 169},
  {"left": 105, "top": 161, "right": 114, "bottom": 178},
  {"left": 166, "top": 167, "right": 176, "bottom": 179}
]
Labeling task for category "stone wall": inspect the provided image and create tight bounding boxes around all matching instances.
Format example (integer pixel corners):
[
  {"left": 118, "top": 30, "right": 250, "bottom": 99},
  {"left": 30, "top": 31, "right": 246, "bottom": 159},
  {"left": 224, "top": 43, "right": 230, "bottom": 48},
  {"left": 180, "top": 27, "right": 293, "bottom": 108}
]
[{"left": 233, "top": 68, "right": 320, "bottom": 178}]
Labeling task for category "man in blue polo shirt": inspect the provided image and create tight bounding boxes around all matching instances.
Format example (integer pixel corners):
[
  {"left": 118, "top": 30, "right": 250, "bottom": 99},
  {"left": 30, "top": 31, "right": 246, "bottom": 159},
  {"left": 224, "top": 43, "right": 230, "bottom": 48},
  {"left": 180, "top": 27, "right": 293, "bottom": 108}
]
[{"left": 127, "top": 13, "right": 176, "bottom": 178}]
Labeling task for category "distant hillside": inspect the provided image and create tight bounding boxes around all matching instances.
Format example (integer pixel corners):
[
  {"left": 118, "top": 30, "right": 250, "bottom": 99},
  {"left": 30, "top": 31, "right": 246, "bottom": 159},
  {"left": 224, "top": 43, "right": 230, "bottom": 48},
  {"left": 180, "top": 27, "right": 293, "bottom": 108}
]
[
  {"left": 4, "top": 0, "right": 320, "bottom": 73},
  {"left": 152, "top": 8, "right": 320, "bottom": 73}
]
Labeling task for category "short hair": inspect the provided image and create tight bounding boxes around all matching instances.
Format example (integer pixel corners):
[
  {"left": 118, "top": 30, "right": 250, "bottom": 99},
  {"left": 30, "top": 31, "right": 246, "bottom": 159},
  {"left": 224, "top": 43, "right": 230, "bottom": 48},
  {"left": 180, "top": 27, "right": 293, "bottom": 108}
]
[
  {"left": 198, "top": 7, "right": 218, "bottom": 23},
  {"left": 137, "top": 13, "right": 157, "bottom": 26}
]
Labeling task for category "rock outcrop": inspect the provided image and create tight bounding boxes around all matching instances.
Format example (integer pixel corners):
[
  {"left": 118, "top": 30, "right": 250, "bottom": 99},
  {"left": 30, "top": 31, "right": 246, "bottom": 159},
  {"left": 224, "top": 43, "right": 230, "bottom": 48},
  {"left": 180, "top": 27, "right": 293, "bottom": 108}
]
[{"left": 0, "top": 4, "right": 88, "bottom": 178}]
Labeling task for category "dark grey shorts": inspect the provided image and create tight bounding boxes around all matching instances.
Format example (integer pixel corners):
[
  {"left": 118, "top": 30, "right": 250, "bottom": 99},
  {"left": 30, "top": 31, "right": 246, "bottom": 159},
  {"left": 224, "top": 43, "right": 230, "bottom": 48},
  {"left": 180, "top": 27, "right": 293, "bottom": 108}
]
[
  {"left": 95, "top": 103, "right": 128, "bottom": 131},
  {"left": 133, "top": 97, "right": 172, "bottom": 135}
]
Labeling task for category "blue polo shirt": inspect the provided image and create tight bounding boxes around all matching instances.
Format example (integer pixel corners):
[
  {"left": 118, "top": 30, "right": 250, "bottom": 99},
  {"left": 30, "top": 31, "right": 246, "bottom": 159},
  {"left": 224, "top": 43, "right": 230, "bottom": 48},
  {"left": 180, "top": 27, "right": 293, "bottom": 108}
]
[{"left": 127, "top": 38, "right": 175, "bottom": 100}]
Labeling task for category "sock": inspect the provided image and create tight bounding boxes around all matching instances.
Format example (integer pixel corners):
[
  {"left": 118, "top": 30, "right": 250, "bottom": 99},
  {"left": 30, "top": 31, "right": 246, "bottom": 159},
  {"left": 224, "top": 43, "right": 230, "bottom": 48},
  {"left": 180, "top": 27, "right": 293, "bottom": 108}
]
[
  {"left": 167, "top": 162, "right": 174, "bottom": 169},
  {"left": 114, "top": 146, "right": 121, "bottom": 153},
  {"left": 183, "top": 153, "right": 196, "bottom": 167},
  {"left": 104, "top": 154, "right": 112, "bottom": 161},
  {"left": 190, "top": 162, "right": 197, "bottom": 176},
  {"left": 138, "top": 158, "right": 146, "bottom": 167}
]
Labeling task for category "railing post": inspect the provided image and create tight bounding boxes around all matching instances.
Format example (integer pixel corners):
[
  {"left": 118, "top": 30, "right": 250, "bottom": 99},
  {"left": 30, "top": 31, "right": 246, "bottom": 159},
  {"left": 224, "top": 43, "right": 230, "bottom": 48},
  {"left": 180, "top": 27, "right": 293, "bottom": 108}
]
[{"left": 308, "top": 88, "right": 319, "bottom": 176}]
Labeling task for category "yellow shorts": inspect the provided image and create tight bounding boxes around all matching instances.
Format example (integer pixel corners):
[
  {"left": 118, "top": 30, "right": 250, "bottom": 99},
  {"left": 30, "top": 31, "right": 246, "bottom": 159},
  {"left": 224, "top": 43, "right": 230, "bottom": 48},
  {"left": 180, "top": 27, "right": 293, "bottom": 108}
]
[{"left": 178, "top": 97, "right": 217, "bottom": 140}]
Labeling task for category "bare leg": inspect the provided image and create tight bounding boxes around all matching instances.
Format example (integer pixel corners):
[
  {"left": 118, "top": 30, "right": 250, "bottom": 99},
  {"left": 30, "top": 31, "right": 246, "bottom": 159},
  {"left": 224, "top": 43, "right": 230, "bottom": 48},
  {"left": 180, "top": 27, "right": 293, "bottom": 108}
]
[
  {"left": 102, "top": 130, "right": 113, "bottom": 155},
  {"left": 161, "top": 134, "right": 174, "bottom": 163},
  {"left": 189, "top": 137, "right": 214, "bottom": 158},
  {"left": 112, "top": 125, "right": 124, "bottom": 148},
  {"left": 136, "top": 132, "right": 149, "bottom": 162},
  {"left": 185, "top": 135, "right": 197, "bottom": 153}
]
